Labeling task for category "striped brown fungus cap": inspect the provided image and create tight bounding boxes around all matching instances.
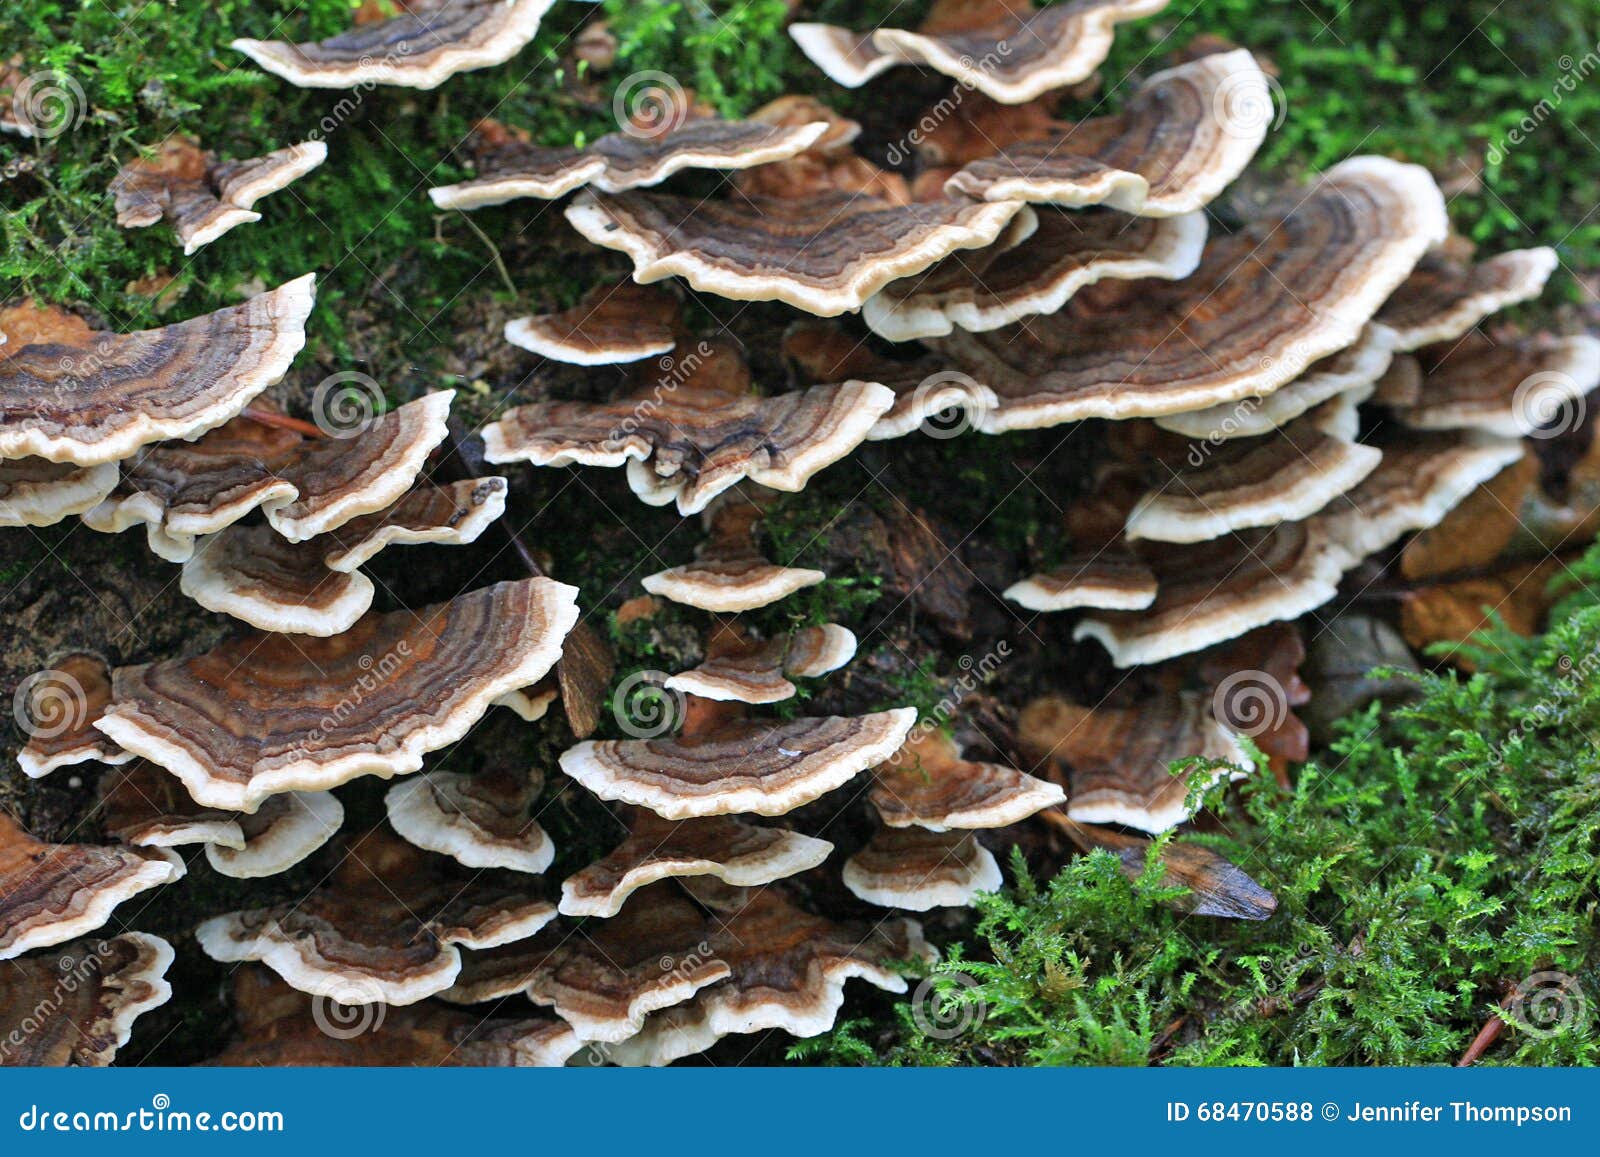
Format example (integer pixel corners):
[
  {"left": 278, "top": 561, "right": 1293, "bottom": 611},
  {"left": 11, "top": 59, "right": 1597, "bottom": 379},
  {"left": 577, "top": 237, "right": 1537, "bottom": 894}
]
[
  {"left": 863, "top": 206, "right": 1208, "bottom": 343},
  {"left": 483, "top": 339, "right": 894, "bottom": 515},
  {"left": 0, "top": 457, "right": 119, "bottom": 528},
  {"left": 504, "top": 281, "right": 681, "bottom": 366},
  {"left": 663, "top": 619, "right": 857, "bottom": 704},
  {"left": 842, "top": 827, "right": 1002, "bottom": 910},
  {"left": 178, "top": 476, "right": 508, "bottom": 636},
  {"left": 605, "top": 889, "right": 932, "bottom": 1066},
  {"left": 1018, "top": 691, "right": 1253, "bottom": 833},
  {"left": 560, "top": 695, "right": 918, "bottom": 820},
  {"left": 208, "top": 967, "right": 579, "bottom": 1067},
  {"left": 233, "top": 0, "right": 558, "bottom": 90},
  {"left": 945, "top": 51, "right": 1270, "bottom": 215},
  {"left": 563, "top": 186, "right": 1026, "bottom": 316},
  {"left": 0, "top": 932, "right": 174, "bottom": 1066},
  {"left": 870, "top": 729, "right": 1065, "bottom": 832},
  {"left": 429, "top": 115, "right": 831, "bottom": 207},
  {"left": 642, "top": 492, "right": 826, "bottom": 612},
  {"left": 1386, "top": 331, "right": 1600, "bottom": 438},
  {"left": 923, "top": 157, "right": 1447, "bottom": 433},
  {"left": 445, "top": 885, "right": 730, "bottom": 1043},
  {"left": 94, "top": 577, "right": 580, "bottom": 812},
  {"left": 16, "top": 652, "right": 133, "bottom": 779},
  {"left": 1376, "top": 246, "right": 1558, "bottom": 351},
  {"left": 385, "top": 765, "right": 554, "bottom": 875},
  {"left": 111, "top": 135, "right": 326, "bottom": 255},
  {"left": 0, "top": 812, "right": 182, "bottom": 961},
  {"left": 85, "top": 391, "right": 456, "bottom": 563},
  {"left": 1003, "top": 551, "right": 1157, "bottom": 612},
  {"left": 558, "top": 807, "right": 833, "bottom": 918},
  {"left": 791, "top": 0, "right": 1169, "bottom": 104},
  {"left": 0, "top": 277, "right": 315, "bottom": 466},
  {"left": 196, "top": 829, "right": 558, "bottom": 1006}
]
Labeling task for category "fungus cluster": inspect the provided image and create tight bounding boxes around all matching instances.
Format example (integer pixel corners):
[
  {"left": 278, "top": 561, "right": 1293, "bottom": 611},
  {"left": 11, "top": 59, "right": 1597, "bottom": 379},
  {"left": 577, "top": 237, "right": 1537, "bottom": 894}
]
[{"left": 4, "top": 0, "right": 1591, "bottom": 1069}]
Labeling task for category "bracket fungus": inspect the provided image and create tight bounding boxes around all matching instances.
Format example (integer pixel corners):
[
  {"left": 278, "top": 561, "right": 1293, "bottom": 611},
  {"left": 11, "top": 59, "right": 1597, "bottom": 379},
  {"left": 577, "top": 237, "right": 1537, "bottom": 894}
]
[
  {"left": 791, "top": 0, "right": 1168, "bottom": 104},
  {"left": 0, "top": 458, "right": 119, "bottom": 528},
  {"left": 1002, "top": 551, "right": 1157, "bottom": 612},
  {"left": 429, "top": 116, "right": 831, "bottom": 207},
  {"left": 483, "top": 340, "right": 894, "bottom": 514},
  {"left": 111, "top": 136, "right": 326, "bottom": 254},
  {"left": 1376, "top": 246, "right": 1559, "bottom": 351},
  {"left": 1385, "top": 332, "right": 1600, "bottom": 437},
  {"left": 385, "top": 766, "right": 554, "bottom": 874},
  {"left": 944, "top": 51, "right": 1270, "bottom": 215},
  {"left": 0, "top": 933, "right": 174, "bottom": 1066},
  {"left": 0, "top": 813, "right": 181, "bottom": 961},
  {"left": 233, "top": 0, "right": 558, "bottom": 90},
  {"left": 503, "top": 282, "right": 680, "bottom": 366},
  {"left": 16, "top": 652, "right": 132, "bottom": 779},
  {"left": 558, "top": 809, "right": 833, "bottom": 918},
  {"left": 95, "top": 577, "right": 580, "bottom": 811},
  {"left": 209, "top": 968, "right": 579, "bottom": 1067},
  {"left": 0, "top": 277, "right": 315, "bottom": 466},
  {"left": 870, "top": 730, "right": 1065, "bottom": 832},
  {"left": 1019, "top": 692, "right": 1253, "bottom": 833},
  {"left": 641, "top": 494, "right": 825, "bottom": 612},
  {"left": 663, "top": 620, "right": 857, "bottom": 704},
  {"left": 197, "top": 830, "right": 558, "bottom": 1006},
  {"left": 918, "top": 157, "right": 1447, "bottom": 432},
  {"left": 565, "top": 189, "right": 1025, "bottom": 317},
  {"left": 843, "top": 827, "right": 1003, "bottom": 911}
]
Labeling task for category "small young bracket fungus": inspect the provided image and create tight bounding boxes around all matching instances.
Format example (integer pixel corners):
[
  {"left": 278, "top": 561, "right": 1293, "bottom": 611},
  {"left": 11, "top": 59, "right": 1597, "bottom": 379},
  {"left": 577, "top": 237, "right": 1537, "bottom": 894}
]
[
  {"left": 558, "top": 809, "right": 833, "bottom": 918},
  {"left": 0, "top": 277, "right": 316, "bottom": 466},
  {"left": 483, "top": 339, "right": 894, "bottom": 515},
  {"left": 209, "top": 968, "right": 579, "bottom": 1067},
  {"left": 1049, "top": 817, "right": 1278, "bottom": 920},
  {"left": 1073, "top": 430, "right": 1525, "bottom": 665},
  {"left": 1387, "top": 332, "right": 1600, "bottom": 437},
  {"left": 0, "top": 813, "right": 182, "bottom": 961},
  {"left": 944, "top": 51, "right": 1270, "bottom": 216},
  {"left": 86, "top": 391, "right": 456, "bottom": 563},
  {"left": 16, "top": 652, "right": 134, "bottom": 779},
  {"left": 204, "top": 791, "right": 345, "bottom": 880},
  {"left": 561, "top": 706, "right": 919, "bottom": 819},
  {"left": 1124, "top": 399, "right": 1384, "bottom": 543},
  {"left": 99, "top": 758, "right": 247, "bottom": 851},
  {"left": 863, "top": 207, "right": 1207, "bottom": 342},
  {"left": 317, "top": 476, "right": 509, "bottom": 571},
  {"left": 791, "top": 0, "right": 1168, "bottom": 104},
  {"left": 663, "top": 621, "right": 857, "bottom": 704},
  {"left": 429, "top": 117, "right": 831, "bottom": 207},
  {"left": 870, "top": 730, "right": 1065, "bottom": 832},
  {"left": 1019, "top": 692, "right": 1252, "bottom": 833},
  {"left": 386, "top": 766, "right": 554, "bottom": 874},
  {"left": 565, "top": 188, "right": 1026, "bottom": 317},
  {"left": 196, "top": 830, "right": 558, "bottom": 1006},
  {"left": 1153, "top": 323, "right": 1395, "bottom": 440},
  {"left": 605, "top": 889, "right": 932, "bottom": 1065},
  {"left": 0, "top": 933, "right": 174, "bottom": 1066},
  {"left": 924, "top": 157, "right": 1447, "bottom": 432},
  {"left": 446, "top": 887, "right": 731, "bottom": 1043},
  {"left": 233, "top": 0, "right": 558, "bottom": 90},
  {"left": 843, "top": 827, "right": 1003, "bottom": 911},
  {"left": 1376, "top": 246, "right": 1559, "bottom": 351},
  {"left": 96, "top": 577, "right": 580, "bottom": 812},
  {"left": 504, "top": 282, "right": 680, "bottom": 366},
  {"left": 111, "top": 136, "right": 327, "bottom": 255},
  {"left": 1002, "top": 552, "right": 1157, "bottom": 612},
  {"left": 641, "top": 496, "right": 825, "bottom": 612},
  {"left": 0, "top": 458, "right": 119, "bottom": 528}
]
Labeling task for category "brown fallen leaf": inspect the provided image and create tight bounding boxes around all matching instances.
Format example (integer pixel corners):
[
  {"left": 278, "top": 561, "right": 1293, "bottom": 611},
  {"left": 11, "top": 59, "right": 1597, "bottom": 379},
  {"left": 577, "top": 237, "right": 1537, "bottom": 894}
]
[{"left": 1400, "top": 557, "right": 1564, "bottom": 667}]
